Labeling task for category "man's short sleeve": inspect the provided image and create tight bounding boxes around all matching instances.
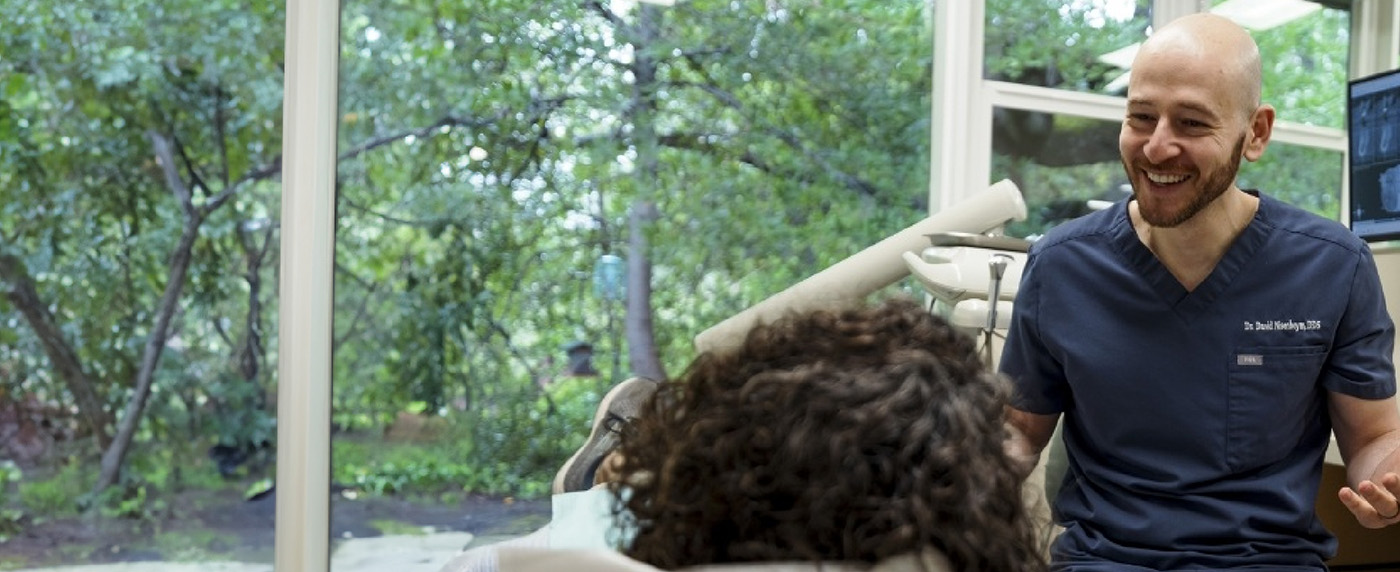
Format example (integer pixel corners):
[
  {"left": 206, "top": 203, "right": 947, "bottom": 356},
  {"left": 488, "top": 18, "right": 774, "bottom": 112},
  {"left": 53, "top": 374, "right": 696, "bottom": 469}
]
[
  {"left": 1000, "top": 252, "right": 1070, "bottom": 414},
  {"left": 1322, "top": 246, "right": 1397, "bottom": 400}
]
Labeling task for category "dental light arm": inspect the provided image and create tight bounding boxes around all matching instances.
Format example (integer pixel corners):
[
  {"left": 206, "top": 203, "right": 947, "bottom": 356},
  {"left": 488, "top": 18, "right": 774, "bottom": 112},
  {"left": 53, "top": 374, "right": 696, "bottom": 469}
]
[{"left": 693, "top": 179, "right": 1028, "bottom": 354}]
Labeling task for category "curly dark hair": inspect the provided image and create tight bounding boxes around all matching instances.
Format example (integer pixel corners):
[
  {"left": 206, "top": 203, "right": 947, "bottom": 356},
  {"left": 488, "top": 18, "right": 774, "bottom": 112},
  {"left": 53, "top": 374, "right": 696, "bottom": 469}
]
[{"left": 611, "top": 297, "right": 1046, "bottom": 572}]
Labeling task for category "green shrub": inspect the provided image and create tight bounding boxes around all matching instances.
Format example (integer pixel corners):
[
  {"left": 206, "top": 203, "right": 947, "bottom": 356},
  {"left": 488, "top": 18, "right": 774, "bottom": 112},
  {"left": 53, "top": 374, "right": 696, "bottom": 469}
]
[
  {"left": 96, "top": 476, "right": 167, "bottom": 521},
  {"left": 0, "top": 460, "right": 20, "bottom": 484},
  {"left": 0, "top": 507, "right": 23, "bottom": 543},
  {"left": 344, "top": 459, "right": 474, "bottom": 495},
  {"left": 447, "top": 378, "right": 602, "bottom": 498},
  {"left": 329, "top": 377, "right": 604, "bottom": 500},
  {"left": 18, "top": 461, "right": 90, "bottom": 516}
]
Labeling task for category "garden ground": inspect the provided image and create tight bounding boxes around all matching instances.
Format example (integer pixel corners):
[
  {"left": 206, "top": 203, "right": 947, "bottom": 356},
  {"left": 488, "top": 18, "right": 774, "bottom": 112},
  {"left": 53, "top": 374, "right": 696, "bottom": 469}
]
[{"left": 0, "top": 484, "right": 551, "bottom": 571}]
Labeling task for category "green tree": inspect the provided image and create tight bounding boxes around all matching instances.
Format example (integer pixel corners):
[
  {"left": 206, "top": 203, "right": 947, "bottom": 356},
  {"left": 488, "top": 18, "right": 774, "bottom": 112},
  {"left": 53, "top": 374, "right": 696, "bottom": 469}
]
[
  {"left": 0, "top": 0, "right": 1353, "bottom": 509},
  {"left": 1, "top": 0, "right": 285, "bottom": 496}
]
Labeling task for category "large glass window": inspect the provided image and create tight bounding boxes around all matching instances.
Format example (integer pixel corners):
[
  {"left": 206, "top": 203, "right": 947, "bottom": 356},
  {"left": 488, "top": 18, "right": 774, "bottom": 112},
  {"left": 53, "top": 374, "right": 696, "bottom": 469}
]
[
  {"left": 1, "top": 0, "right": 283, "bottom": 567},
  {"left": 1241, "top": 143, "right": 1346, "bottom": 218},
  {"left": 992, "top": 112, "right": 1127, "bottom": 238},
  {"left": 329, "top": 1, "right": 934, "bottom": 569},
  {"left": 986, "top": 0, "right": 1149, "bottom": 95}
]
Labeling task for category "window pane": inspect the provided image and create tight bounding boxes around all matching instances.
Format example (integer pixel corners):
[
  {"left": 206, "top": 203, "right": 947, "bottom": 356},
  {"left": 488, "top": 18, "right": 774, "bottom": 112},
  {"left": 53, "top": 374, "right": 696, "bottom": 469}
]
[
  {"left": 991, "top": 110, "right": 1127, "bottom": 239},
  {"left": 985, "top": 0, "right": 1149, "bottom": 95},
  {"left": 1213, "top": 0, "right": 1350, "bottom": 129},
  {"left": 1240, "top": 143, "right": 1344, "bottom": 219},
  {"left": 331, "top": 1, "right": 933, "bottom": 568},
  {"left": 1, "top": 0, "right": 281, "bottom": 567}
]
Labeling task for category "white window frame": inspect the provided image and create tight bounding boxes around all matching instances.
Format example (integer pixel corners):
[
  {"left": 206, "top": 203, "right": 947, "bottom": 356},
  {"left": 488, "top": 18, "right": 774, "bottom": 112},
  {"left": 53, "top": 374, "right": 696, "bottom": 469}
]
[{"left": 276, "top": 0, "right": 339, "bottom": 568}]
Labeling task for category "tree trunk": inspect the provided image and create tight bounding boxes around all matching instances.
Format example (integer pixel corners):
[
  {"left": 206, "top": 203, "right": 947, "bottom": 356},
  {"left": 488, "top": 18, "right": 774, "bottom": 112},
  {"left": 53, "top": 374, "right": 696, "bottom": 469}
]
[
  {"left": 234, "top": 220, "right": 274, "bottom": 410},
  {"left": 0, "top": 251, "right": 114, "bottom": 449},
  {"left": 91, "top": 131, "right": 211, "bottom": 497},
  {"left": 625, "top": 202, "right": 666, "bottom": 381},
  {"left": 92, "top": 216, "right": 202, "bottom": 497},
  {"left": 620, "top": 3, "right": 668, "bottom": 382}
]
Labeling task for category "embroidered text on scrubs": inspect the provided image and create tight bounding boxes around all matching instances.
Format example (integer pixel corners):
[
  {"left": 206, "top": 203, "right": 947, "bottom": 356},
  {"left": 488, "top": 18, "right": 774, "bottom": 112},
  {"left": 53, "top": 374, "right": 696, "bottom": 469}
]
[{"left": 1241, "top": 319, "right": 1323, "bottom": 332}]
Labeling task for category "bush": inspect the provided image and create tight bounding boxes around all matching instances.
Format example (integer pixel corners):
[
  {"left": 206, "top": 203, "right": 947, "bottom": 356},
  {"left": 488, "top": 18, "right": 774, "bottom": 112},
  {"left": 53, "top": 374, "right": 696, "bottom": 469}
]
[
  {"left": 330, "top": 377, "right": 605, "bottom": 500},
  {"left": 454, "top": 378, "right": 602, "bottom": 498},
  {"left": 18, "top": 461, "right": 90, "bottom": 516},
  {"left": 0, "top": 460, "right": 23, "bottom": 541}
]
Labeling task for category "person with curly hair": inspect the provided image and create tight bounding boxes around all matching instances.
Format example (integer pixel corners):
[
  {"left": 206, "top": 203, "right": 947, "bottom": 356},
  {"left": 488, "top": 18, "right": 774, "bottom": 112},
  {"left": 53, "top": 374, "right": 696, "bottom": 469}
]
[{"left": 498, "top": 297, "right": 1047, "bottom": 572}]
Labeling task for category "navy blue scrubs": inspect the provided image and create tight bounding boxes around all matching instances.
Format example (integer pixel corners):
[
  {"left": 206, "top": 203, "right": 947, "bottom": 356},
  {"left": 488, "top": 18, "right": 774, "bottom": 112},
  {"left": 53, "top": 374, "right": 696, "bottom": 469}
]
[{"left": 1002, "top": 193, "right": 1396, "bottom": 571}]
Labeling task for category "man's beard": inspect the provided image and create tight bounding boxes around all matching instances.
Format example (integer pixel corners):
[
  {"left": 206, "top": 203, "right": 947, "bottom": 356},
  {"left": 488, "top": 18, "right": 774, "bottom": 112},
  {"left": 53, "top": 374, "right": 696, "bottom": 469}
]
[{"left": 1127, "top": 135, "right": 1246, "bottom": 228}]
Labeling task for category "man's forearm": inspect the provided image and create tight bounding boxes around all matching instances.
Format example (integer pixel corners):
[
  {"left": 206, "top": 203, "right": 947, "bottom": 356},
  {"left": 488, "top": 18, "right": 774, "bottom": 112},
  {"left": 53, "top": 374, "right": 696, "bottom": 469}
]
[
  {"left": 1004, "top": 405, "right": 1057, "bottom": 482},
  {"left": 1004, "top": 422, "right": 1043, "bottom": 481},
  {"left": 1349, "top": 431, "right": 1400, "bottom": 488}
]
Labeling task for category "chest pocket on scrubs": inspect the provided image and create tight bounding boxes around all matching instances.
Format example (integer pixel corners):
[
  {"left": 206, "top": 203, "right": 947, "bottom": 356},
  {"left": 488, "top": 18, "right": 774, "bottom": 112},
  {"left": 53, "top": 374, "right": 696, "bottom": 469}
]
[{"left": 1227, "top": 345, "right": 1327, "bottom": 472}]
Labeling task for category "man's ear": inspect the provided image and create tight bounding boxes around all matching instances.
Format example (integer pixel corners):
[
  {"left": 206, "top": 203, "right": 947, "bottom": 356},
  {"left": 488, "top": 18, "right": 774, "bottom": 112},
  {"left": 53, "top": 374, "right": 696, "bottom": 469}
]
[{"left": 1243, "top": 104, "right": 1275, "bottom": 162}]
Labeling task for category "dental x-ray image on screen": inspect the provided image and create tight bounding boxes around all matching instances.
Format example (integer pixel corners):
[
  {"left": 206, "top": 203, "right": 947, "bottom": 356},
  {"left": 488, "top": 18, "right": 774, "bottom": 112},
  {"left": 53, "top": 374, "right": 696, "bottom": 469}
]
[{"left": 1349, "top": 67, "right": 1400, "bottom": 242}]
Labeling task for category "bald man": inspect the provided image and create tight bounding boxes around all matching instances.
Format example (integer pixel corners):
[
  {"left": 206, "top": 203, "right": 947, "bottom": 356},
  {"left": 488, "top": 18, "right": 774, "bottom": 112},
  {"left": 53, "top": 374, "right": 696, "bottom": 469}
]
[{"left": 1000, "top": 13, "right": 1400, "bottom": 570}]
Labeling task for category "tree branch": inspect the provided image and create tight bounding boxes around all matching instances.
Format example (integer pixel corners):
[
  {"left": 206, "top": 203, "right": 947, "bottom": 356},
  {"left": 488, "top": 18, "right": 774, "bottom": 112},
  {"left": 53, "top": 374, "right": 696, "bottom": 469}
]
[
  {"left": 331, "top": 261, "right": 384, "bottom": 352},
  {"left": 147, "top": 130, "right": 195, "bottom": 216},
  {"left": 93, "top": 214, "right": 202, "bottom": 497},
  {"left": 672, "top": 80, "right": 881, "bottom": 197},
  {"left": 340, "top": 194, "right": 454, "bottom": 228},
  {"left": 0, "top": 251, "right": 114, "bottom": 449},
  {"left": 583, "top": 0, "right": 626, "bottom": 28},
  {"left": 337, "top": 114, "right": 496, "bottom": 163},
  {"left": 213, "top": 83, "right": 232, "bottom": 189},
  {"left": 173, "top": 134, "right": 213, "bottom": 199}
]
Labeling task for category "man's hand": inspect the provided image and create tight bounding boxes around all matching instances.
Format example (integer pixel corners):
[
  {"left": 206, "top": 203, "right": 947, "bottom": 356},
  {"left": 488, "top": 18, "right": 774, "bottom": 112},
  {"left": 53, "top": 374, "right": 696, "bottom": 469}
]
[{"left": 1339, "top": 472, "right": 1400, "bottom": 529}]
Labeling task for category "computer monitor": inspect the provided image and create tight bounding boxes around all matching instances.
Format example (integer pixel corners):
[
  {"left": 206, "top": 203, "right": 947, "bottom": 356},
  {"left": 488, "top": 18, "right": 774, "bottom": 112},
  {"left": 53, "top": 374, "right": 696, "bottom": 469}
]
[{"left": 1348, "top": 67, "right": 1400, "bottom": 242}]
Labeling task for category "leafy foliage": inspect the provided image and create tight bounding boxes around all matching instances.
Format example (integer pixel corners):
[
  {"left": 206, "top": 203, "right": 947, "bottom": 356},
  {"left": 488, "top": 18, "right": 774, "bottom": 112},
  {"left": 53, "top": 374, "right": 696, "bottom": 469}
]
[
  {"left": 334, "top": 377, "right": 600, "bottom": 500},
  {"left": 18, "top": 462, "right": 90, "bottom": 517}
]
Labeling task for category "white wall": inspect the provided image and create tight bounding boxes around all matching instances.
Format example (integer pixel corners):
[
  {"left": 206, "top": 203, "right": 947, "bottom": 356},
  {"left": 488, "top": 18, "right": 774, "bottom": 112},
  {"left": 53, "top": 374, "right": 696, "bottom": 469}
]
[{"left": 1373, "top": 250, "right": 1400, "bottom": 359}]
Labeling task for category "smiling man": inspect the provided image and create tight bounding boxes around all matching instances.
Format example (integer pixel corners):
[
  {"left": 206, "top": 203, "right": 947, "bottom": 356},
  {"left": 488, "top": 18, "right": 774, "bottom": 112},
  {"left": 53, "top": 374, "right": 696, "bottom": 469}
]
[{"left": 1000, "top": 12, "right": 1400, "bottom": 571}]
